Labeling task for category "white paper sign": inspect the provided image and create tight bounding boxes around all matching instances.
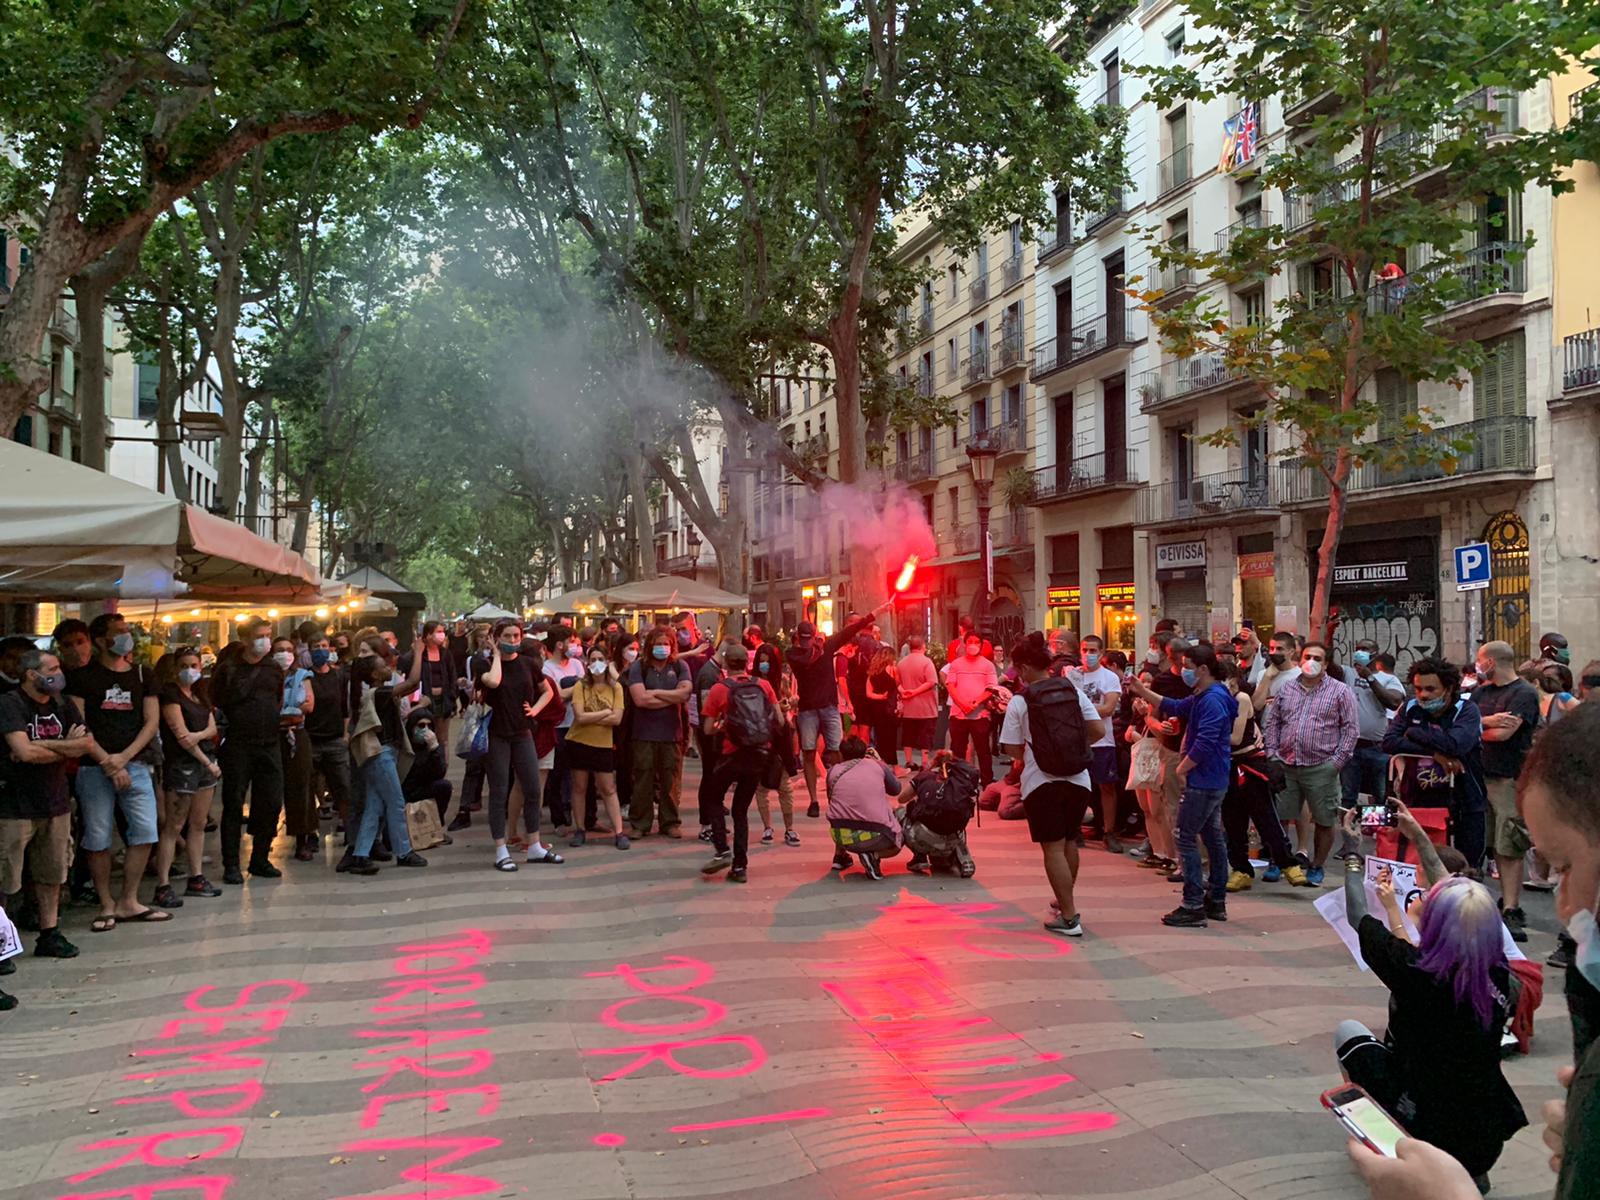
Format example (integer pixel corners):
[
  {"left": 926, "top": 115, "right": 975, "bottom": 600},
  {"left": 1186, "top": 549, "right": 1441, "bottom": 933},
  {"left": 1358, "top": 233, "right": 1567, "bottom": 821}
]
[
  {"left": 0, "top": 906, "right": 21, "bottom": 962},
  {"left": 1314, "top": 856, "right": 1421, "bottom": 972}
]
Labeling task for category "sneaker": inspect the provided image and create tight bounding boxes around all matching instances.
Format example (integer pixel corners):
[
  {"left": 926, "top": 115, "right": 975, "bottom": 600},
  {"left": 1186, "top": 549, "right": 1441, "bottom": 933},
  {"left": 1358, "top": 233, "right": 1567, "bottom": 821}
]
[
  {"left": 1161, "top": 905, "right": 1208, "bottom": 928},
  {"left": 395, "top": 851, "right": 428, "bottom": 867},
  {"left": 614, "top": 835, "right": 631, "bottom": 850},
  {"left": 1226, "top": 870, "right": 1254, "bottom": 893},
  {"left": 248, "top": 860, "right": 282, "bottom": 879},
  {"left": 907, "top": 853, "right": 931, "bottom": 874},
  {"left": 1106, "top": 836, "right": 1125, "bottom": 854},
  {"left": 369, "top": 846, "right": 393, "bottom": 863},
  {"left": 1549, "top": 938, "right": 1576, "bottom": 970},
  {"left": 1126, "top": 840, "right": 1152, "bottom": 861},
  {"left": 1305, "top": 866, "right": 1326, "bottom": 887},
  {"left": 1283, "top": 865, "right": 1311, "bottom": 887},
  {"left": 447, "top": 811, "right": 472, "bottom": 832},
  {"left": 859, "top": 853, "right": 884, "bottom": 881},
  {"left": 728, "top": 867, "right": 748, "bottom": 884},
  {"left": 761, "top": 828, "right": 774, "bottom": 843},
  {"left": 784, "top": 830, "right": 800, "bottom": 847},
  {"left": 1503, "top": 906, "right": 1529, "bottom": 944},
  {"left": 569, "top": 830, "right": 587, "bottom": 848},
  {"left": 1044, "top": 914, "right": 1084, "bottom": 937},
  {"left": 701, "top": 851, "right": 734, "bottom": 875},
  {"left": 222, "top": 867, "right": 245, "bottom": 885},
  {"left": 334, "top": 851, "right": 355, "bottom": 874},
  {"left": 831, "top": 850, "right": 851, "bottom": 871},
  {"left": 1262, "top": 864, "right": 1284, "bottom": 883},
  {"left": 34, "top": 928, "right": 79, "bottom": 959},
  {"left": 698, "top": 827, "right": 714, "bottom": 842},
  {"left": 345, "top": 856, "right": 379, "bottom": 876},
  {"left": 807, "top": 801, "right": 821, "bottom": 819},
  {"left": 1204, "top": 899, "right": 1228, "bottom": 922},
  {"left": 185, "top": 875, "right": 222, "bottom": 898},
  {"left": 151, "top": 884, "right": 183, "bottom": 909},
  {"left": 0, "top": 988, "right": 16, "bottom": 1011}
]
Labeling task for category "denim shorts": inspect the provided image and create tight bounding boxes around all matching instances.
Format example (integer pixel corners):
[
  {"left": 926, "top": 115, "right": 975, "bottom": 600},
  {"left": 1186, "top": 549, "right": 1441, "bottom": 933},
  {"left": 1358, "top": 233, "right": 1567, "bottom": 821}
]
[
  {"left": 77, "top": 762, "right": 160, "bottom": 850},
  {"left": 796, "top": 706, "right": 843, "bottom": 752}
]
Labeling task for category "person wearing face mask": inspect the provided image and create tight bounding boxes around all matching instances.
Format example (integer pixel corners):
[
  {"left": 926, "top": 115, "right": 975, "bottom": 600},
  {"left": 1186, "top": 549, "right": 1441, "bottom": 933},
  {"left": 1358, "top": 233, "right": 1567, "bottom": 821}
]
[
  {"left": 896, "top": 635, "right": 940, "bottom": 773},
  {"left": 608, "top": 633, "right": 641, "bottom": 824},
  {"left": 477, "top": 620, "right": 562, "bottom": 870},
  {"left": 1381, "top": 656, "right": 1487, "bottom": 870},
  {"left": 1068, "top": 634, "right": 1124, "bottom": 851},
  {"left": 64, "top": 614, "right": 170, "bottom": 928},
  {"left": 343, "top": 648, "right": 428, "bottom": 876},
  {"left": 152, "top": 648, "right": 222, "bottom": 907},
  {"left": 752, "top": 641, "right": 800, "bottom": 845},
  {"left": 1261, "top": 640, "right": 1358, "bottom": 885},
  {"left": 542, "top": 626, "right": 585, "bottom": 832},
  {"left": 626, "top": 628, "right": 692, "bottom": 838},
  {"left": 1472, "top": 640, "right": 1544, "bottom": 942},
  {"left": 405, "top": 621, "right": 460, "bottom": 757},
  {"left": 946, "top": 615, "right": 995, "bottom": 666},
  {"left": 272, "top": 637, "right": 318, "bottom": 862},
  {"left": 209, "top": 616, "right": 288, "bottom": 884},
  {"left": 304, "top": 634, "right": 351, "bottom": 835},
  {"left": 1342, "top": 638, "right": 1404, "bottom": 831},
  {"left": 400, "top": 709, "right": 453, "bottom": 835},
  {"left": 565, "top": 646, "right": 628, "bottom": 849},
  {"left": 945, "top": 632, "right": 1001, "bottom": 788},
  {"left": 692, "top": 642, "right": 734, "bottom": 843},
  {"left": 0, "top": 649, "right": 97, "bottom": 1000},
  {"left": 1231, "top": 628, "right": 1267, "bottom": 690},
  {"left": 1251, "top": 630, "right": 1302, "bottom": 714},
  {"left": 1218, "top": 661, "right": 1305, "bottom": 890},
  {"left": 1539, "top": 630, "right": 1572, "bottom": 670}
]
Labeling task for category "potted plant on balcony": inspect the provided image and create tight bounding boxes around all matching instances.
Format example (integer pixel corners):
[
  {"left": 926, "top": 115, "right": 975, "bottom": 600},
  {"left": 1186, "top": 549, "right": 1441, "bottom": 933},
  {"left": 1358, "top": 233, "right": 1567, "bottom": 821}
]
[{"left": 999, "top": 466, "right": 1036, "bottom": 510}]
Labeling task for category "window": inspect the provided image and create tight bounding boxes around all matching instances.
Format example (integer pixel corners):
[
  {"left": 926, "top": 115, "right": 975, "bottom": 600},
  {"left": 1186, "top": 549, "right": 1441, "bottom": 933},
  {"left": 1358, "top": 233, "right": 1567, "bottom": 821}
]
[
  {"left": 974, "top": 241, "right": 989, "bottom": 281},
  {"left": 1241, "top": 286, "right": 1267, "bottom": 327},
  {"left": 804, "top": 419, "right": 812, "bottom": 440},
  {"left": 922, "top": 493, "right": 934, "bottom": 528},
  {"left": 947, "top": 337, "right": 957, "bottom": 375},
  {"left": 1003, "top": 383, "right": 1023, "bottom": 424},
  {"left": 136, "top": 361, "right": 159, "bottom": 421},
  {"left": 1165, "top": 24, "right": 1186, "bottom": 58},
  {"left": 1472, "top": 330, "right": 1527, "bottom": 419},
  {"left": 948, "top": 262, "right": 960, "bottom": 300},
  {"left": 1375, "top": 369, "right": 1419, "bottom": 438},
  {"left": 970, "top": 320, "right": 986, "bottom": 358},
  {"left": 1167, "top": 212, "right": 1189, "bottom": 251},
  {"left": 1171, "top": 424, "right": 1195, "bottom": 493},
  {"left": 1009, "top": 219, "right": 1023, "bottom": 259},
  {"left": 971, "top": 394, "right": 989, "bottom": 434}
]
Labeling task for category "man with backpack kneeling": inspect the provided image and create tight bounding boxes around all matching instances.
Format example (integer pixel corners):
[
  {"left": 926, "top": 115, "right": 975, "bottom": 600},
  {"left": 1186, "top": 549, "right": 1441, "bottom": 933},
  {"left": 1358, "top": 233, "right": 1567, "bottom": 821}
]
[
  {"left": 698, "top": 645, "right": 783, "bottom": 883},
  {"left": 998, "top": 633, "right": 1105, "bottom": 936},
  {"left": 904, "top": 750, "right": 980, "bottom": 877}
]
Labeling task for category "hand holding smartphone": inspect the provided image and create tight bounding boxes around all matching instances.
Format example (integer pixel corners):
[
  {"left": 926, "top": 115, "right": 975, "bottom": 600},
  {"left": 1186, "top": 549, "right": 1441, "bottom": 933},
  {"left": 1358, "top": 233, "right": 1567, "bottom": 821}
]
[{"left": 1323, "top": 1084, "right": 1407, "bottom": 1158}]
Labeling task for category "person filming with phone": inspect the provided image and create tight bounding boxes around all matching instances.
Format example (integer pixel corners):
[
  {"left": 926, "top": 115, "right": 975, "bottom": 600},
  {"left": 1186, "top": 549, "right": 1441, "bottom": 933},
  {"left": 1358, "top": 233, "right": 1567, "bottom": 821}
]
[{"left": 1333, "top": 801, "right": 1526, "bottom": 1192}]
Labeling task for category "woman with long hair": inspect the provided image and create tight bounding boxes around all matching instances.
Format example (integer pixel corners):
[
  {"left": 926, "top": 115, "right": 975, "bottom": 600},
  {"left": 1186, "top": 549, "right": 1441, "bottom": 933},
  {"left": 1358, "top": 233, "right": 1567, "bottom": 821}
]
[
  {"left": 152, "top": 647, "right": 222, "bottom": 906},
  {"left": 414, "top": 620, "right": 460, "bottom": 753},
  {"left": 1124, "top": 666, "right": 1176, "bottom": 872},
  {"left": 753, "top": 641, "right": 799, "bottom": 846},
  {"left": 865, "top": 646, "right": 900, "bottom": 768},
  {"left": 1335, "top": 856, "right": 1527, "bottom": 1187},
  {"left": 566, "top": 643, "right": 628, "bottom": 849}
]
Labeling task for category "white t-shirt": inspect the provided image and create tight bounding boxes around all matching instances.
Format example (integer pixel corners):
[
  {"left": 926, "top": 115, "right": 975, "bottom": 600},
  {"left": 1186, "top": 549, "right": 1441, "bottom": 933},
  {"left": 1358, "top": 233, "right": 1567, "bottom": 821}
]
[
  {"left": 1000, "top": 686, "right": 1101, "bottom": 797},
  {"left": 1067, "top": 665, "right": 1121, "bottom": 748}
]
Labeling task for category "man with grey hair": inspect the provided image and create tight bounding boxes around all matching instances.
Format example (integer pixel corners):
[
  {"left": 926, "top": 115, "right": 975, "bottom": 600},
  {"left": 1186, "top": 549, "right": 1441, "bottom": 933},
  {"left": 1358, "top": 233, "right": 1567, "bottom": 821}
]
[{"left": 1472, "top": 638, "right": 1542, "bottom": 941}]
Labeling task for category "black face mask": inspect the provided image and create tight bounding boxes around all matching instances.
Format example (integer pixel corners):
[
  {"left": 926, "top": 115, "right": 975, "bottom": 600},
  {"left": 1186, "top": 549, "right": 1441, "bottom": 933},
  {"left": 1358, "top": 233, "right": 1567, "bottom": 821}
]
[{"left": 1269, "top": 652, "right": 1287, "bottom": 667}]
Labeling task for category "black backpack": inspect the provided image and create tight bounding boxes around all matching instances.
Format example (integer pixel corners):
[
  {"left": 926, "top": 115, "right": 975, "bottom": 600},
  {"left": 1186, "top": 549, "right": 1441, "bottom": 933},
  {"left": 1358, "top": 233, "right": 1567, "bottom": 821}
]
[
  {"left": 907, "top": 760, "right": 980, "bottom": 835},
  {"left": 1025, "top": 676, "right": 1094, "bottom": 776},
  {"left": 724, "top": 679, "right": 775, "bottom": 749}
]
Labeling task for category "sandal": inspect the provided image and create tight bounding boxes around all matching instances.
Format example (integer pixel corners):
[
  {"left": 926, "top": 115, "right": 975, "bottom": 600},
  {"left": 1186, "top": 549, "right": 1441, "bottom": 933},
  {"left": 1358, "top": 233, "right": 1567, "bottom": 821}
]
[
  {"left": 118, "top": 908, "right": 174, "bottom": 923},
  {"left": 526, "top": 849, "right": 564, "bottom": 864},
  {"left": 494, "top": 857, "right": 518, "bottom": 872},
  {"left": 91, "top": 915, "right": 117, "bottom": 933}
]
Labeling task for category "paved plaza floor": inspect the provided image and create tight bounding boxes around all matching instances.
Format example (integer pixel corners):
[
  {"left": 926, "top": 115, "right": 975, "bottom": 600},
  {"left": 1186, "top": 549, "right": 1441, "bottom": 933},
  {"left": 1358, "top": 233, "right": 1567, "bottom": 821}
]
[{"left": 0, "top": 759, "right": 1572, "bottom": 1200}]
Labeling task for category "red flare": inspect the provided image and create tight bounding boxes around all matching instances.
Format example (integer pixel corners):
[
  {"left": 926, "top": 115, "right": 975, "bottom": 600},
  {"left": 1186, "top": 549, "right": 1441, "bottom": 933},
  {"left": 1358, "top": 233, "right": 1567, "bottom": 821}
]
[{"left": 894, "top": 554, "right": 920, "bottom": 593}]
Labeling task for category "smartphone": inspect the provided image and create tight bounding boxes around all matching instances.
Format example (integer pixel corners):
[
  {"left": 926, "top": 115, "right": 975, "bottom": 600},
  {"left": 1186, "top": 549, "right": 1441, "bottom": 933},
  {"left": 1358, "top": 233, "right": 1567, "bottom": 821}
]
[
  {"left": 1322, "top": 1084, "right": 1407, "bottom": 1157},
  {"left": 1359, "top": 801, "right": 1397, "bottom": 828}
]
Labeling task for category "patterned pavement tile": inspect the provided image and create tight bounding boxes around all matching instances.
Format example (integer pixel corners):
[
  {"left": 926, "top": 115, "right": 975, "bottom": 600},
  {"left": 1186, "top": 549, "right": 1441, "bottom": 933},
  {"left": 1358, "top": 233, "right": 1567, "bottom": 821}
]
[{"left": 0, "top": 757, "right": 1572, "bottom": 1200}]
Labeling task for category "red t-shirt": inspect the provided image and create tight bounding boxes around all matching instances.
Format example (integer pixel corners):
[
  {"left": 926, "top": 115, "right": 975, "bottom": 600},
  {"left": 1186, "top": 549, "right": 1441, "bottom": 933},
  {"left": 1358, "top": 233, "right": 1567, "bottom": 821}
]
[{"left": 701, "top": 675, "right": 780, "bottom": 755}]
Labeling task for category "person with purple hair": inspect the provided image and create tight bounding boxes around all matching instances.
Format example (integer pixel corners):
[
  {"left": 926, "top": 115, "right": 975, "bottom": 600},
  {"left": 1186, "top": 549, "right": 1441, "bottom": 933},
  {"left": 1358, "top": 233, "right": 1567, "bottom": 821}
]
[{"left": 1334, "top": 846, "right": 1527, "bottom": 1190}]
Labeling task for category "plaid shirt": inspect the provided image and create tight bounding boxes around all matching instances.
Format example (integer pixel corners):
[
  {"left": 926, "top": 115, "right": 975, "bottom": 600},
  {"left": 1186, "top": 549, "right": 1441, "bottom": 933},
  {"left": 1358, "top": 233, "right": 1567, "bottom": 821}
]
[{"left": 1264, "top": 674, "right": 1359, "bottom": 767}]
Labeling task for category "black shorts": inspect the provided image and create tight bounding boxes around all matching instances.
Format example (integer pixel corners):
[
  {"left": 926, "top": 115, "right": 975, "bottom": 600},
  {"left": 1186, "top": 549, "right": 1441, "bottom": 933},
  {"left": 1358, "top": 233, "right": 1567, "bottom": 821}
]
[
  {"left": 1022, "top": 780, "right": 1094, "bottom": 844},
  {"left": 900, "top": 717, "right": 937, "bottom": 749},
  {"left": 564, "top": 740, "right": 615, "bottom": 774}
]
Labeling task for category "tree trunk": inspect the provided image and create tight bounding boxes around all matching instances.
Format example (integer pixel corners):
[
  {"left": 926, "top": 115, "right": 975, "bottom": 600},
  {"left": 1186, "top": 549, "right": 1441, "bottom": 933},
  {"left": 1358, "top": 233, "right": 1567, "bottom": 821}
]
[
  {"left": 627, "top": 446, "right": 654, "bottom": 579},
  {"left": 0, "top": 206, "right": 91, "bottom": 437},
  {"left": 68, "top": 235, "right": 142, "bottom": 472},
  {"left": 1309, "top": 448, "right": 1354, "bottom": 638}
]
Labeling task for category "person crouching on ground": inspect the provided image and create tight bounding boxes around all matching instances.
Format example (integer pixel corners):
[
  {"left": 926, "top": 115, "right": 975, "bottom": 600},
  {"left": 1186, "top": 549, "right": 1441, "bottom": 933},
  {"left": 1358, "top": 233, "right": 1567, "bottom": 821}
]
[
  {"left": 824, "top": 735, "right": 906, "bottom": 880},
  {"left": 999, "top": 633, "right": 1103, "bottom": 937}
]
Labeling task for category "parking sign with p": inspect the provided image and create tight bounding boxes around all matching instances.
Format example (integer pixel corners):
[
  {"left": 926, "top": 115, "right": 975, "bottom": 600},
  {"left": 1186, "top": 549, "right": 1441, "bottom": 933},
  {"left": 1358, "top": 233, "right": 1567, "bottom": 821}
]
[{"left": 1454, "top": 542, "right": 1492, "bottom": 592}]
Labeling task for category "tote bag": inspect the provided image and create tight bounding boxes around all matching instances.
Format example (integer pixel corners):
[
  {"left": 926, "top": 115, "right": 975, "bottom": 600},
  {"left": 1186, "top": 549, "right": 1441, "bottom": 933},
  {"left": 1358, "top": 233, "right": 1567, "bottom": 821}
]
[{"left": 1127, "top": 735, "right": 1163, "bottom": 791}]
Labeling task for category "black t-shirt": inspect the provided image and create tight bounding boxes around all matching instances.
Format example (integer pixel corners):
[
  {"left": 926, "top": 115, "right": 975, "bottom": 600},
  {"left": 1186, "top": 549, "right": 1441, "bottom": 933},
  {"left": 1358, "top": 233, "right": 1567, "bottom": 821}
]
[
  {"left": 1150, "top": 670, "right": 1193, "bottom": 752},
  {"left": 306, "top": 668, "right": 348, "bottom": 740},
  {"left": 158, "top": 684, "right": 215, "bottom": 764},
  {"left": 1473, "top": 678, "right": 1541, "bottom": 779},
  {"left": 0, "top": 689, "right": 74, "bottom": 818},
  {"left": 694, "top": 658, "right": 725, "bottom": 731},
  {"left": 211, "top": 655, "right": 285, "bottom": 744},
  {"left": 482, "top": 655, "right": 543, "bottom": 740},
  {"left": 66, "top": 661, "right": 155, "bottom": 755},
  {"left": 1356, "top": 914, "right": 1526, "bottom": 1162}
]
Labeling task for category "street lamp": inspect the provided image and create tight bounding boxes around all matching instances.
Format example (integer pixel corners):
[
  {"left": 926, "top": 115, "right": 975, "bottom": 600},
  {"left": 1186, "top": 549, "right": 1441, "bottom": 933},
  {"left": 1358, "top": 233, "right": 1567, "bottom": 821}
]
[
  {"left": 965, "top": 439, "right": 998, "bottom": 641},
  {"left": 687, "top": 527, "right": 703, "bottom": 576}
]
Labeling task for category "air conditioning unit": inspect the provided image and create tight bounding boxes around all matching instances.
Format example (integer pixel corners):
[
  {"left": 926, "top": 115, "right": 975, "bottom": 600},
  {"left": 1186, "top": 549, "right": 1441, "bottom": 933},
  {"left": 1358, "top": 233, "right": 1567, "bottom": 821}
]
[{"left": 1190, "top": 481, "right": 1220, "bottom": 510}]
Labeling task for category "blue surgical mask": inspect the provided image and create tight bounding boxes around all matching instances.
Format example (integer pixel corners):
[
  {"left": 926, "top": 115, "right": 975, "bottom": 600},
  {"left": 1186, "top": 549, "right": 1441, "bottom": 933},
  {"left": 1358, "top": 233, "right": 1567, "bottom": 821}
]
[
  {"left": 110, "top": 632, "right": 135, "bottom": 656},
  {"left": 178, "top": 667, "right": 202, "bottom": 687},
  {"left": 1084, "top": 652, "right": 1100, "bottom": 670},
  {"left": 498, "top": 641, "right": 521, "bottom": 657},
  {"left": 310, "top": 649, "right": 331, "bottom": 668},
  {"left": 758, "top": 661, "right": 770, "bottom": 674},
  {"left": 1180, "top": 667, "right": 1198, "bottom": 687},
  {"left": 1418, "top": 696, "right": 1447, "bottom": 714},
  {"left": 1352, "top": 650, "right": 1372, "bottom": 667},
  {"left": 1565, "top": 877, "right": 1600, "bottom": 991},
  {"left": 652, "top": 644, "right": 670, "bottom": 660}
]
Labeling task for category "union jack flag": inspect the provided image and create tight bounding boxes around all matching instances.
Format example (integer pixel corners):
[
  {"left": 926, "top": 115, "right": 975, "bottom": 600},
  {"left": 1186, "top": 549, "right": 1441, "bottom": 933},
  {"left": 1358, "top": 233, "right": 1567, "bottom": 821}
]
[{"left": 1220, "top": 102, "right": 1261, "bottom": 171}]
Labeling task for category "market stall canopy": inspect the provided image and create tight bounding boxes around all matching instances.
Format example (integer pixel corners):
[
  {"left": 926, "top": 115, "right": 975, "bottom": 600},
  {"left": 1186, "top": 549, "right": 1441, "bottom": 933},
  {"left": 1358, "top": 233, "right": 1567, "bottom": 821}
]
[
  {"left": 0, "top": 440, "right": 319, "bottom": 602},
  {"left": 466, "top": 601, "right": 519, "bottom": 621},
  {"left": 536, "top": 588, "right": 604, "bottom": 615},
  {"left": 336, "top": 564, "right": 427, "bottom": 610},
  {"left": 600, "top": 576, "right": 749, "bottom": 611}
]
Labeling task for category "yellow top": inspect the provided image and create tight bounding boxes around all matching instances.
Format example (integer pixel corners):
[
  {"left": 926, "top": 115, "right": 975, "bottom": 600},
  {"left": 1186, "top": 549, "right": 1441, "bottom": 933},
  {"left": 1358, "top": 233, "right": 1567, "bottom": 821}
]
[{"left": 566, "top": 677, "right": 625, "bottom": 748}]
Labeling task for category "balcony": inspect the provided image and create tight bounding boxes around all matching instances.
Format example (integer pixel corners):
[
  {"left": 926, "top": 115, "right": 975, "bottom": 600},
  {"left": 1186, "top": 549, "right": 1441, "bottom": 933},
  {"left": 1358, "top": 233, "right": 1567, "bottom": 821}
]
[
  {"left": 652, "top": 514, "right": 673, "bottom": 535},
  {"left": 893, "top": 447, "right": 935, "bottom": 483},
  {"left": 1095, "top": 85, "right": 1123, "bottom": 114},
  {"left": 1215, "top": 207, "right": 1269, "bottom": 253},
  {"left": 993, "top": 330, "right": 1027, "bottom": 373},
  {"left": 1158, "top": 143, "right": 1193, "bottom": 196},
  {"left": 1368, "top": 242, "right": 1527, "bottom": 323},
  {"left": 49, "top": 298, "right": 78, "bottom": 342},
  {"left": 1024, "top": 451, "right": 1142, "bottom": 505},
  {"left": 1001, "top": 253, "right": 1023, "bottom": 290},
  {"left": 969, "top": 413, "right": 1028, "bottom": 458},
  {"left": 1564, "top": 328, "right": 1600, "bottom": 399},
  {"left": 1151, "top": 260, "right": 1197, "bottom": 307},
  {"left": 1574, "top": 81, "right": 1597, "bottom": 124},
  {"left": 1134, "top": 351, "right": 1252, "bottom": 411},
  {"left": 953, "top": 510, "right": 1034, "bottom": 554},
  {"left": 1029, "top": 305, "right": 1140, "bottom": 382},
  {"left": 1037, "top": 225, "right": 1078, "bottom": 264},
  {"left": 1136, "top": 468, "right": 1278, "bottom": 527},
  {"left": 664, "top": 554, "right": 700, "bottom": 576},
  {"left": 917, "top": 308, "right": 934, "bottom": 339},
  {"left": 962, "top": 349, "right": 991, "bottom": 388},
  {"left": 1084, "top": 191, "right": 1126, "bottom": 235},
  {"left": 969, "top": 275, "right": 989, "bottom": 307},
  {"left": 1276, "top": 415, "right": 1536, "bottom": 504}
]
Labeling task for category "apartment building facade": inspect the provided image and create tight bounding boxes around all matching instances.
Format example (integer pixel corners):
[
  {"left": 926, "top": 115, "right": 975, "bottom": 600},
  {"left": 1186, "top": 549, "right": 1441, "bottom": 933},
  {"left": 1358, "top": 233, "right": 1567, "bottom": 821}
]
[
  {"left": 884, "top": 210, "right": 1037, "bottom": 651},
  {"left": 1012, "top": 0, "right": 1576, "bottom": 669}
]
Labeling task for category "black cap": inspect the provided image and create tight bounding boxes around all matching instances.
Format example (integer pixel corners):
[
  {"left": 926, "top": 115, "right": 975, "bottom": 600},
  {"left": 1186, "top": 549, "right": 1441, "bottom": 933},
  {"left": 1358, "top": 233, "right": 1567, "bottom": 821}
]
[{"left": 796, "top": 621, "right": 816, "bottom": 638}]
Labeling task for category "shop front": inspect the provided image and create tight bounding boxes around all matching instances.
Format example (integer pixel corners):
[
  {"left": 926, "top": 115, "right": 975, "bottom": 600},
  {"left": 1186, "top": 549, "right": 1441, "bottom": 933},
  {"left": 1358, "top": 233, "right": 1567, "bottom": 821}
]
[
  {"left": 1237, "top": 532, "right": 1277, "bottom": 634},
  {"left": 800, "top": 580, "right": 837, "bottom": 636},
  {"left": 1096, "top": 582, "right": 1139, "bottom": 653},
  {"left": 1316, "top": 522, "right": 1441, "bottom": 673},
  {"left": 1046, "top": 585, "right": 1081, "bottom": 635},
  {"left": 1154, "top": 538, "right": 1208, "bottom": 638}
]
